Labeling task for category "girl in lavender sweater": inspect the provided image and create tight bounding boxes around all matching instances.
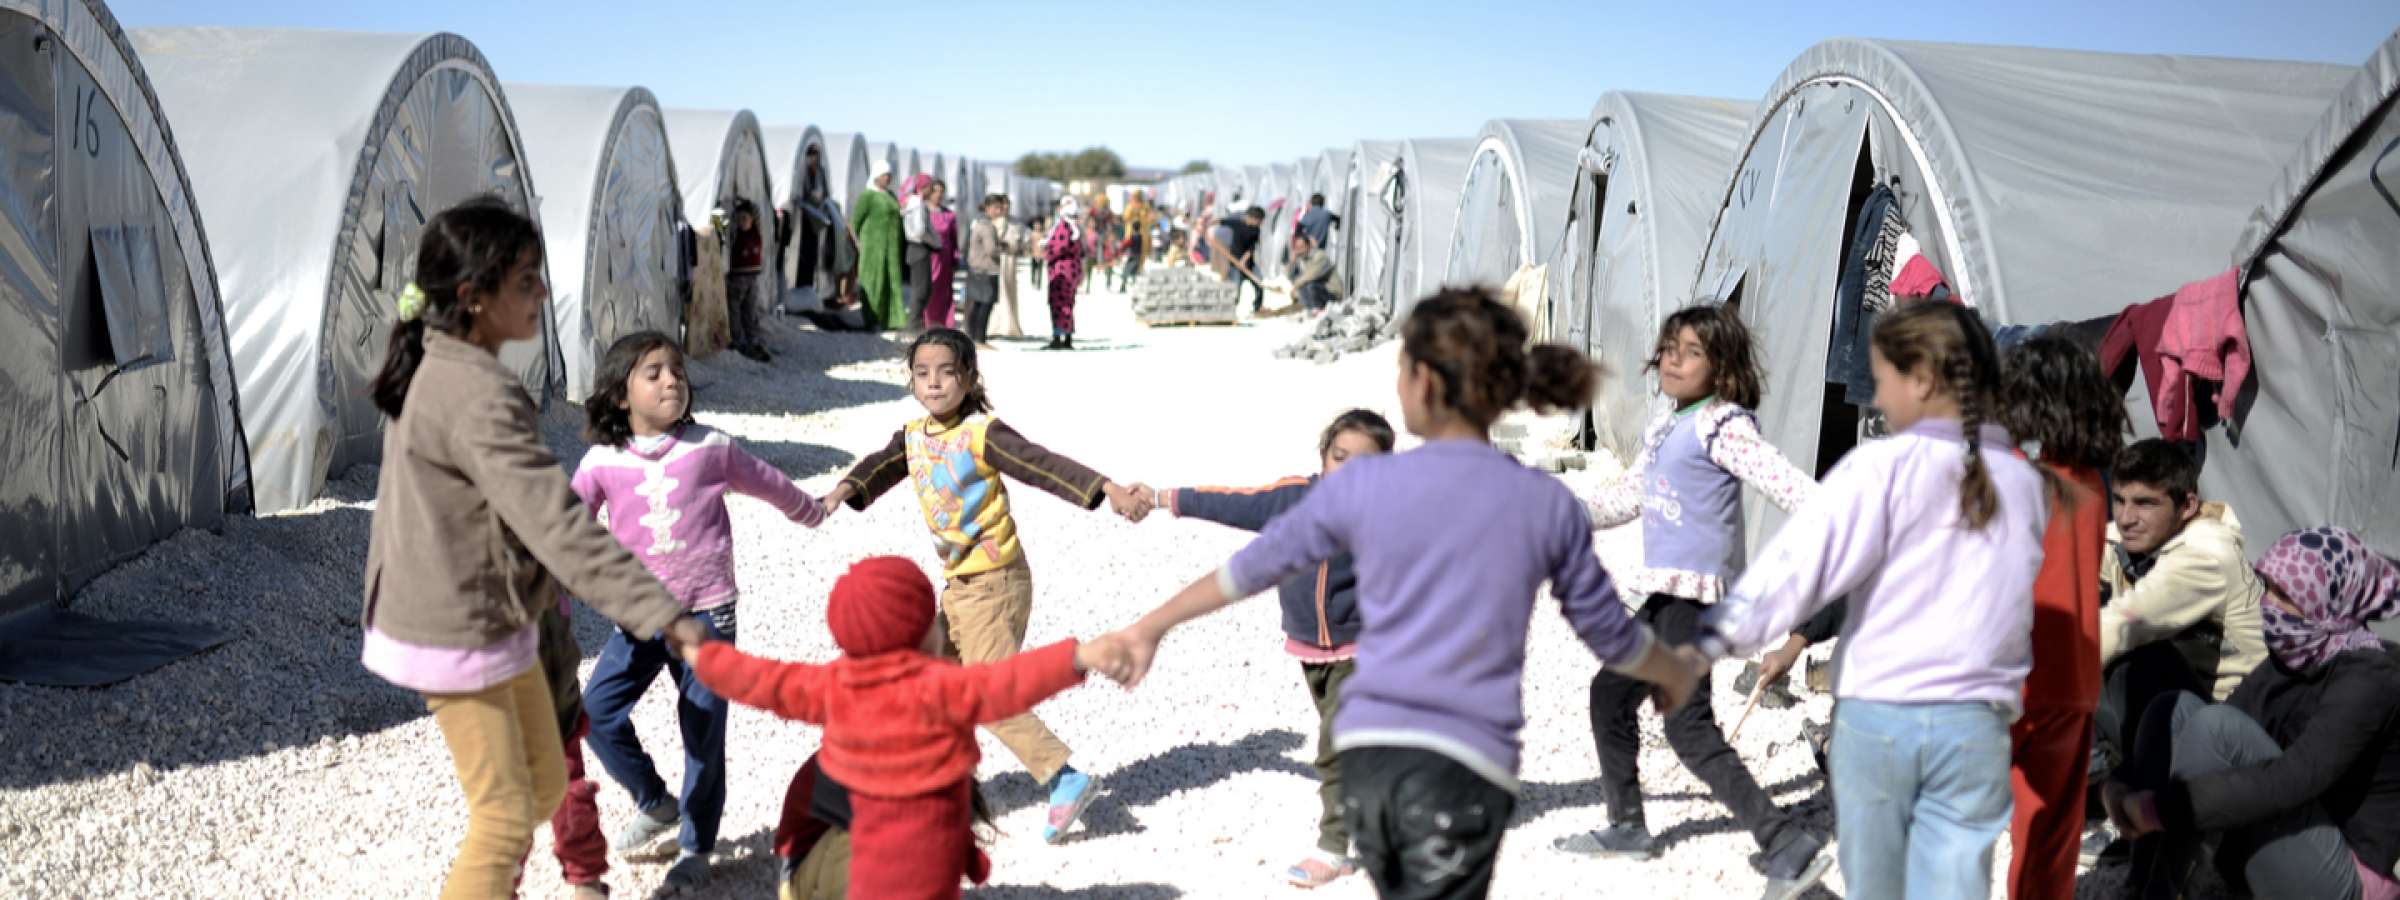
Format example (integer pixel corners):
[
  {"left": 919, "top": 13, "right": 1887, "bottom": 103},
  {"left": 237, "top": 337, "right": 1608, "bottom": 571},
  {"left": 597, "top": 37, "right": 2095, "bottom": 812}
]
[
  {"left": 570, "top": 331, "right": 826, "bottom": 888},
  {"left": 1095, "top": 287, "right": 1709, "bottom": 900},
  {"left": 1556, "top": 303, "right": 1831, "bottom": 900},
  {"left": 1693, "top": 301, "right": 2048, "bottom": 900}
]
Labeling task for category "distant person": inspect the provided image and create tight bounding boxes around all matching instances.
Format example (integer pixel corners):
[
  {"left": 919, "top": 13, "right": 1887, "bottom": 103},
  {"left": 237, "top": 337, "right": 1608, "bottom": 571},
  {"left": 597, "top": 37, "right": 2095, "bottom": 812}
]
[
  {"left": 1043, "top": 200, "right": 1089, "bottom": 350},
  {"left": 1207, "top": 206, "right": 1267, "bottom": 313},
  {"left": 849, "top": 161, "right": 906, "bottom": 330},
  {"left": 901, "top": 174, "right": 936, "bottom": 331},
  {"left": 926, "top": 179, "right": 959, "bottom": 330},
  {"left": 727, "top": 200, "right": 771, "bottom": 362},
  {"left": 1114, "top": 191, "right": 1155, "bottom": 290},
  {"left": 1299, "top": 193, "right": 1336, "bottom": 249},
  {"left": 964, "top": 194, "right": 1009, "bottom": 348},
  {"left": 1287, "top": 233, "right": 1341, "bottom": 314},
  {"left": 1083, "top": 195, "right": 1116, "bottom": 297}
]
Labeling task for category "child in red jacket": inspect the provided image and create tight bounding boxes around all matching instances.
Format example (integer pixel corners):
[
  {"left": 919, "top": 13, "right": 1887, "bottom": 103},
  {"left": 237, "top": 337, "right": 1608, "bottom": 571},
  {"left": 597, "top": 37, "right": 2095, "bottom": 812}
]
[{"left": 682, "top": 556, "right": 1119, "bottom": 899}]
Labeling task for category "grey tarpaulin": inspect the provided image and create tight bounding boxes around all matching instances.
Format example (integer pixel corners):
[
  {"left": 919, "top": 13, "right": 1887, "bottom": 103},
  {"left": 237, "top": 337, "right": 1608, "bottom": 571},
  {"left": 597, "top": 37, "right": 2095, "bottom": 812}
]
[
  {"left": 662, "top": 108, "right": 778, "bottom": 328},
  {"left": 133, "top": 27, "right": 556, "bottom": 514},
  {"left": 1549, "top": 93, "right": 1754, "bottom": 458},
  {"left": 2211, "top": 28, "right": 2400, "bottom": 556},
  {"left": 825, "top": 132, "right": 871, "bottom": 214},
  {"left": 508, "top": 84, "right": 683, "bottom": 405},
  {"left": 1314, "top": 148, "right": 1354, "bottom": 288},
  {"left": 1343, "top": 140, "right": 1403, "bottom": 304},
  {"left": 1692, "top": 38, "right": 2351, "bottom": 551},
  {"left": 0, "top": 0, "right": 250, "bottom": 619},
  {"left": 1447, "top": 119, "right": 1587, "bottom": 292},
  {"left": 1259, "top": 163, "right": 1297, "bottom": 280},
  {"left": 1389, "top": 137, "right": 1475, "bottom": 324}
]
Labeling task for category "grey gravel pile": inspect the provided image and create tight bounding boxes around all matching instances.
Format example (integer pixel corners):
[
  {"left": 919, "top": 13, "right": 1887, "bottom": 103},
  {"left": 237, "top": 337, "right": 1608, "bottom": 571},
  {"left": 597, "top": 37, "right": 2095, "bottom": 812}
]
[
  {"left": 1272, "top": 297, "right": 1393, "bottom": 363},
  {"left": 1130, "top": 267, "right": 1241, "bottom": 326},
  {"left": 1, "top": 274, "right": 2127, "bottom": 898}
]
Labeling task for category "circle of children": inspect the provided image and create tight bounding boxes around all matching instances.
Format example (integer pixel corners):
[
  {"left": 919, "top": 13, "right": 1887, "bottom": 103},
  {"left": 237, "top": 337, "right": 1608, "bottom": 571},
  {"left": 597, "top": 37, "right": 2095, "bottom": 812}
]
[{"left": 359, "top": 195, "right": 2398, "bottom": 900}]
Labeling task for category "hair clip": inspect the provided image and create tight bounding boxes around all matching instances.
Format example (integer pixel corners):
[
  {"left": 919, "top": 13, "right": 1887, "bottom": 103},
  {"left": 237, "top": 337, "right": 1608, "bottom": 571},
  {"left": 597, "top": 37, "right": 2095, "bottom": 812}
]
[{"left": 396, "top": 282, "right": 426, "bottom": 321}]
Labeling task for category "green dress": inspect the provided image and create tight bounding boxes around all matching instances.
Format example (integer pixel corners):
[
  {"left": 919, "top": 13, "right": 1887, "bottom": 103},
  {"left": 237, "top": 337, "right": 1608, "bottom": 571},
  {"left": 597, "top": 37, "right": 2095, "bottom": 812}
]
[{"left": 850, "top": 188, "right": 906, "bottom": 330}]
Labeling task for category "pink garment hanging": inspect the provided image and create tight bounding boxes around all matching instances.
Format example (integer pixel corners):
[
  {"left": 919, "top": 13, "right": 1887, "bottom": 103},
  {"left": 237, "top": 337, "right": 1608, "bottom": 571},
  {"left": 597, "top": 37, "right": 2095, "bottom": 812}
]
[{"left": 2156, "top": 267, "right": 2250, "bottom": 430}]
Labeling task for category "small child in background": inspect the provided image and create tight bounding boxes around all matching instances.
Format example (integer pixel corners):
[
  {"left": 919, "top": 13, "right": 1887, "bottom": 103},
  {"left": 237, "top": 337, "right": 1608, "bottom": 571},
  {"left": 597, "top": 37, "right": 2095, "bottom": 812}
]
[
  {"left": 1137, "top": 409, "right": 1397, "bottom": 889},
  {"left": 821, "top": 328, "right": 1147, "bottom": 843},
  {"left": 571, "top": 331, "right": 827, "bottom": 889},
  {"left": 682, "top": 557, "right": 1121, "bottom": 900},
  {"left": 1095, "top": 288, "right": 1708, "bottom": 899},
  {"left": 727, "top": 199, "right": 771, "bottom": 362},
  {"left": 1996, "top": 332, "right": 2126, "bottom": 900},
  {"left": 1691, "top": 301, "right": 2049, "bottom": 900},
  {"left": 1555, "top": 303, "right": 1832, "bottom": 898}
]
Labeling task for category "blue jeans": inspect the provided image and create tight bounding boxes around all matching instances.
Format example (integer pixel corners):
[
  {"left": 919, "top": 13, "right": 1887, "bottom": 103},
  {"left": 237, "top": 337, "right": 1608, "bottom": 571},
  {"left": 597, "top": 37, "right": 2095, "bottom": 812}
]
[
  {"left": 1830, "top": 700, "right": 2014, "bottom": 900},
  {"left": 584, "top": 604, "right": 736, "bottom": 854}
]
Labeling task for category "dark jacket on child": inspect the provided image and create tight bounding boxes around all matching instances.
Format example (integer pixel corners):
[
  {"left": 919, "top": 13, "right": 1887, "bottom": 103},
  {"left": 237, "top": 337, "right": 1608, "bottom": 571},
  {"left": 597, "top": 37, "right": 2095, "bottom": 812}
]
[{"left": 1165, "top": 477, "right": 1361, "bottom": 649}]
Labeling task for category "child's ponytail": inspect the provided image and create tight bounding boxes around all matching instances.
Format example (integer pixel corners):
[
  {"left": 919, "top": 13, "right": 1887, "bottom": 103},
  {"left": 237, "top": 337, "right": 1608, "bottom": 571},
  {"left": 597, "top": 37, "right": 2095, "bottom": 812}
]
[
  {"left": 367, "top": 195, "right": 545, "bottom": 418},
  {"left": 1400, "top": 287, "right": 1606, "bottom": 428},
  {"left": 1871, "top": 301, "right": 2004, "bottom": 529}
]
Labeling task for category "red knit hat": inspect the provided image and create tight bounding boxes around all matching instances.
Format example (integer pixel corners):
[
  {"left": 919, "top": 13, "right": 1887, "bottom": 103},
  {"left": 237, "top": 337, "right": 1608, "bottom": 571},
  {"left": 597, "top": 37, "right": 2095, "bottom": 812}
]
[{"left": 826, "top": 556, "right": 936, "bottom": 656}]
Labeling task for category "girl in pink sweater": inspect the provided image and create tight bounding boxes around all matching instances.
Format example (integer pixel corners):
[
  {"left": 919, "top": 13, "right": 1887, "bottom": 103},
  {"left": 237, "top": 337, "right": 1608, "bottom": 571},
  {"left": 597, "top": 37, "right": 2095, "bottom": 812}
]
[{"left": 568, "top": 330, "right": 826, "bottom": 889}]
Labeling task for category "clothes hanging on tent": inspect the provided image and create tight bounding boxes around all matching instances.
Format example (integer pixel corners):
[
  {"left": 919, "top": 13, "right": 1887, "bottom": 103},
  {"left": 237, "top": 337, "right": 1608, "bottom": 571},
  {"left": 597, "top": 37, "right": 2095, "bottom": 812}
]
[
  {"left": 1830, "top": 187, "right": 1906, "bottom": 406},
  {"left": 1887, "top": 232, "right": 1952, "bottom": 302},
  {"left": 2100, "top": 270, "right": 2250, "bottom": 443},
  {"left": 2156, "top": 268, "right": 2250, "bottom": 433}
]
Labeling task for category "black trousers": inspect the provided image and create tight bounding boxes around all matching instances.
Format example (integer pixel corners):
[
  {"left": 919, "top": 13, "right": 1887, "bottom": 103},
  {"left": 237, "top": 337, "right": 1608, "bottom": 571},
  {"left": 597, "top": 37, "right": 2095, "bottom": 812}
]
[
  {"left": 1234, "top": 266, "right": 1264, "bottom": 310},
  {"left": 1341, "top": 747, "right": 1514, "bottom": 900},
  {"left": 963, "top": 274, "right": 999, "bottom": 343},
  {"left": 1590, "top": 593, "right": 1802, "bottom": 855},
  {"left": 903, "top": 243, "right": 932, "bottom": 328},
  {"left": 2097, "top": 641, "right": 2211, "bottom": 771}
]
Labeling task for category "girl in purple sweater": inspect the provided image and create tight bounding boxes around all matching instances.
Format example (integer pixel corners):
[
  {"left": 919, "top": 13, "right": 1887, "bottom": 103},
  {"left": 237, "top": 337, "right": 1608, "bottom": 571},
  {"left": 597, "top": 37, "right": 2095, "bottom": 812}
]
[
  {"left": 1094, "top": 288, "right": 1709, "bottom": 900},
  {"left": 570, "top": 330, "right": 826, "bottom": 888}
]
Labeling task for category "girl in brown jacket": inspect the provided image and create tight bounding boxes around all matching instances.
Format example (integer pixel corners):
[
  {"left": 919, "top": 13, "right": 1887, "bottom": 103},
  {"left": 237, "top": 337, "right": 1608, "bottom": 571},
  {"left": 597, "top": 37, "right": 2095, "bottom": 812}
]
[{"left": 358, "top": 196, "right": 703, "bottom": 899}]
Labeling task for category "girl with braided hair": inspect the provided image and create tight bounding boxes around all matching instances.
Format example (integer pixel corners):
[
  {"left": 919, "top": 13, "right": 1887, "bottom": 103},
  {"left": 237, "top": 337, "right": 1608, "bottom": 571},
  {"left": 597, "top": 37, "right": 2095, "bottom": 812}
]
[{"left": 1688, "top": 300, "right": 2051, "bottom": 899}]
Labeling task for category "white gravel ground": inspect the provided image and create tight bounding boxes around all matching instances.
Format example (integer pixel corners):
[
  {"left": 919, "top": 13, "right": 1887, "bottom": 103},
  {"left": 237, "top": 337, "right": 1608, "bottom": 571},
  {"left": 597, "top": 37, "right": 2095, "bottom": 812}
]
[{"left": 0, "top": 270, "right": 2136, "bottom": 898}]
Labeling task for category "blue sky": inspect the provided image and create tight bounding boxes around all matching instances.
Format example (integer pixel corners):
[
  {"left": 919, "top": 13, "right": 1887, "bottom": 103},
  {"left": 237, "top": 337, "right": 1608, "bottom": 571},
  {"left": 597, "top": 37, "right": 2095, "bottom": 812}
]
[{"left": 110, "top": 1, "right": 2395, "bottom": 171}]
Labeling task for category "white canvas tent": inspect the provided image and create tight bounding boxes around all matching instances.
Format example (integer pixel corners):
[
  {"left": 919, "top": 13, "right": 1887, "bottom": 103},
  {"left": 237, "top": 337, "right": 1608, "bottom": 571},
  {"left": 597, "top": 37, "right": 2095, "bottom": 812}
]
[
  {"left": 663, "top": 108, "right": 778, "bottom": 334},
  {"left": 1259, "top": 163, "right": 1298, "bottom": 281},
  {"left": 2205, "top": 29, "right": 2400, "bottom": 556},
  {"left": 135, "top": 27, "right": 553, "bottom": 514},
  {"left": 824, "top": 132, "right": 871, "bottom": 212},
  {"left": 1314, "top": 149, "right": 1354, "bottom": 286},
  {"left": 509, "top": 84, "right": 682, "bottom": 405},
  {"left": 1343, "top": 140, "right": 1403, "bottom": 303},
  {"left": 0, "top": 0, "right": 250, "bottom": 617},
  {"left": 1387, "top": 138, "right": 1476, "bottom": 322},
  {"left": 1548, "top": 93, "right": 1755, "bottom": 457},
  {"left": 902, "top": 147, "right": 924, "bottom": 182},
  {"left": 1445, "top": 119, "right": 1587, "bottom": 306},
  {"left": 1692, "top": 38, "right": 2350, "bottom": 544}
]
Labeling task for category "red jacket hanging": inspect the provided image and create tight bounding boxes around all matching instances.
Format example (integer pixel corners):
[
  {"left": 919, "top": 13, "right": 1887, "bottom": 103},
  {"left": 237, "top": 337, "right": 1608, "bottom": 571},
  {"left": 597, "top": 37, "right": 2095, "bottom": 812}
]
[{"left": 2100, "top": 268, "right": 2250, "bottom": 441}]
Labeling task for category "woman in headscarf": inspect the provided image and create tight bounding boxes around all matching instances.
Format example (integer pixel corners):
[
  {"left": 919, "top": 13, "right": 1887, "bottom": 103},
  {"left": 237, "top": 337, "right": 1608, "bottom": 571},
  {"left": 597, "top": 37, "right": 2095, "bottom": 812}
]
[
  {"left": 848, "top": 161, "right": 907, "bottom": 330},
  {"left": 899, "top": 174, "right": 935, "bottom": 330},
  {"left": 925, "top": 179, "right": 959, "bottom": 329},
  {"left": 2104, "top": 526, "right": 2400, "bottom": 899},
  {"left": 1042, "top": 196, "right": 1087, "bottom": 350}
]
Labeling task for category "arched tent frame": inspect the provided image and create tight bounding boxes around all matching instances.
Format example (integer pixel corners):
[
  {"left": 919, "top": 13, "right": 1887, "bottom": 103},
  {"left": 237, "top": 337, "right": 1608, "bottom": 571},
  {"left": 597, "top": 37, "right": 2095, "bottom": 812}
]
[
  {"left": 1342, "top": 140, "right": 1402, "bottom": 304},
  {"left": 509, "top": 83, "right": 683, "bottom": 405},
  {"left": 1692, "top": 38, "right": 2350, "bottom": 547},
  {"left": 1389, "top": 138, "right": 1475, "bottom": 322},
  {"left": 0, "top": 0, "right": 252, "bottom": 615},
  {"left": 764, "top": 124, "right": 842, "bottom": 306},
  {"left": 1445, "top": 119, "right": 1586, "bottom": 299},
  {"left": 663, "top": 108, "right": 778, "bottom": 331},
  {"left": 2208, "top": 28, "right": 2400, "bottom": 555},
  {"left": 1549, "top": 93, "right": 1754, "bottom": 457},
  {"left": 1259, "top": 163, "right": 1297, "bottom": 281},
  {"left": 824, "top": 131, "right": 871, "bottom": 213},
  {"left": 135, "top": 27, "right": 555, "bottom": 514},
  {"left": 1312, "top": 148, "right": 1353, "bottom": 285}
]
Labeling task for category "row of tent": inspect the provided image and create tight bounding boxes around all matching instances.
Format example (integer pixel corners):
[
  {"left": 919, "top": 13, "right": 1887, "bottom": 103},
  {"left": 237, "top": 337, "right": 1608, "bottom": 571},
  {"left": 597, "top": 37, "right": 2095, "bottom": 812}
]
[
  {"left": 1157, "top": 30, "right": 2400, "bottom": 562},
  {"left": 0, "top": 2, "right": 1066, "bottom": 620}
]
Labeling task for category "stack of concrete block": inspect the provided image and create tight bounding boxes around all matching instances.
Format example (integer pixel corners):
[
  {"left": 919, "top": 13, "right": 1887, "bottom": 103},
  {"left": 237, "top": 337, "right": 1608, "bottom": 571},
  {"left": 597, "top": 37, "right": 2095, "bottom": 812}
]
[
  {"left": 1272, "top": 297, "right": 1394, "bottom": 363},
  {"left": 1132, "top": 268, "right": 1242, "bottom": 326}
]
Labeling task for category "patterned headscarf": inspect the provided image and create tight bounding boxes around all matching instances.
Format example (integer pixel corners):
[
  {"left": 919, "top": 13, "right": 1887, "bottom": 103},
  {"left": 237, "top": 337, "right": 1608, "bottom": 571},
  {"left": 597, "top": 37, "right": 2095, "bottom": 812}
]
[
  {"left": 900, "top": 173, "right": 931, "bottom": 199},
  {"left": 2254, "top": 526, "right": 2400, "bottom": 671}
]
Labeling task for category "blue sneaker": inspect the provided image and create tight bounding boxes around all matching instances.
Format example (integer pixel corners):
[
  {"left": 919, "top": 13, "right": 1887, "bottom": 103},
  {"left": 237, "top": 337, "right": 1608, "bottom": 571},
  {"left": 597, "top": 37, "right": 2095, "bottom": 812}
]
[{"left": 1043, "top": 768, "right": 1098, "bottom": 844}]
